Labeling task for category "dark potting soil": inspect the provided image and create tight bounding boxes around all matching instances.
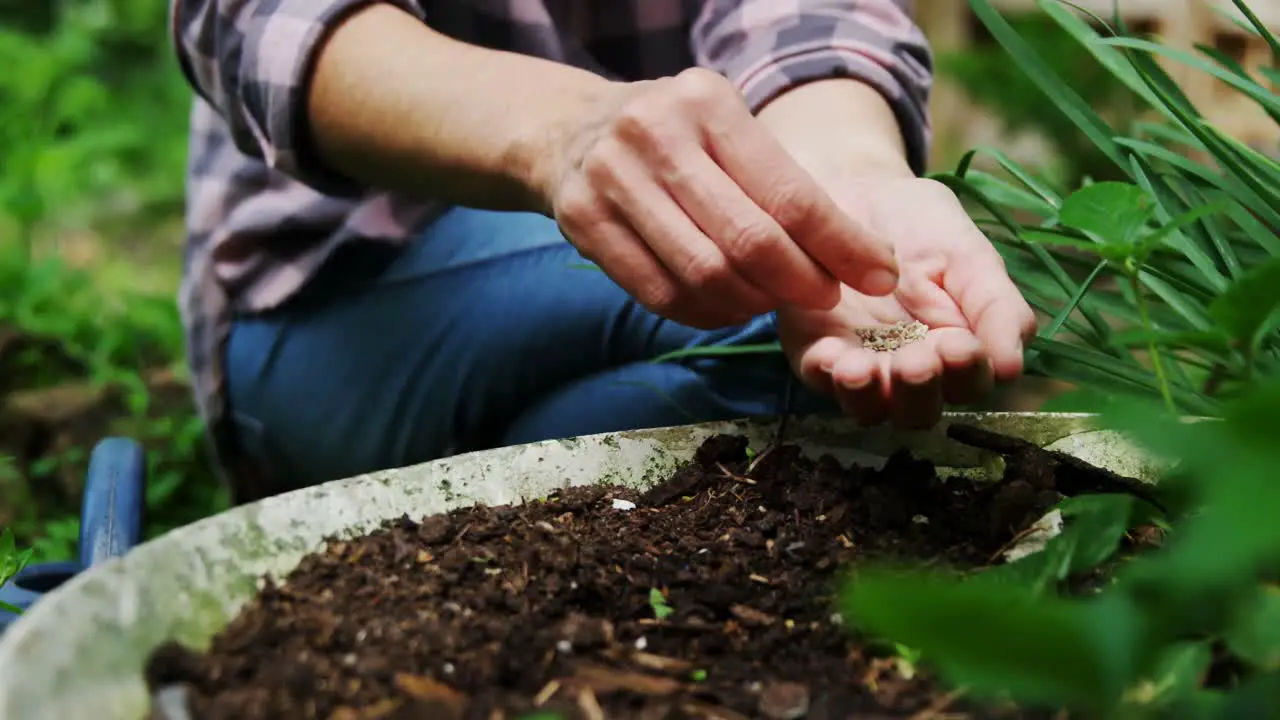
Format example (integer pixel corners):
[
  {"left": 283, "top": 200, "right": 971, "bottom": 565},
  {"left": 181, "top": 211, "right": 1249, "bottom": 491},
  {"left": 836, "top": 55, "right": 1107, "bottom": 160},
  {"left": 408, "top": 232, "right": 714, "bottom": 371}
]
[{"left": 145, "top": 427, "right": 1156, "bottom": 720}]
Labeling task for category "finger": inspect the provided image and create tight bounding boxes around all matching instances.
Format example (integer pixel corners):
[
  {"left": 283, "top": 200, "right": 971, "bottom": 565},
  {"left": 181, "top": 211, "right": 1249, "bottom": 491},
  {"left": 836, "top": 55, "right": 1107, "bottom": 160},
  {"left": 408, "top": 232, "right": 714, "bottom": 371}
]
[
  {"left": 560, "top": 206, "right": 749, "bottom": 330},
  {"left": 592, "top": 144, "right": 776, "bottom": 321},
  {"left": 887, "top": 340, "right": 944, "bottom": 430},
  {"left": 699, "top": 108, "right": 900, "bottom": 297},
  {"left": 932, "top": 328, "right": 994, "bottom": 406},
  {"left": 658, "top": 149, "right": 841, "bottom": 311},
  {"left": 790, "top": 335, "right": 850, "bottom": 395},
  {"left": 944, "top": 242, "right": 1039, "bottom": 380},
  {"left": 831, "top": 350, "right": 891, "bottom": 427},
  {"left": 895, "top": 268, "right": 969, "bottom": 329}
]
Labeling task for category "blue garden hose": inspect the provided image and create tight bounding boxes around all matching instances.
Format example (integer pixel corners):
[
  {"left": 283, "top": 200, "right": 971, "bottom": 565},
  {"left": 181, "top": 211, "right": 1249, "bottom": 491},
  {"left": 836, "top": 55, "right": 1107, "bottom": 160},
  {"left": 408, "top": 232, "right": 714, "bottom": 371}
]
[{"left": 0, "top": 438, "right": 146, "bottom": 634}]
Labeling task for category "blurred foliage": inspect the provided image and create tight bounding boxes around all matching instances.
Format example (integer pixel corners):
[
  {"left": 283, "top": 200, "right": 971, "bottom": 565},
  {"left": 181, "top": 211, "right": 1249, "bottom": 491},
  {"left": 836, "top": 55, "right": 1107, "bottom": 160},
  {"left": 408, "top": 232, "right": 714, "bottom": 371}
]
[
  {"left": 936, "top": 12, "right": 1144, "bottom": 186},
  {"left": 0, "top": 0, "right": 227, "bottom": 563},
  {"left": 842, "top": 0, "right": 1280, "bottom": 715}
]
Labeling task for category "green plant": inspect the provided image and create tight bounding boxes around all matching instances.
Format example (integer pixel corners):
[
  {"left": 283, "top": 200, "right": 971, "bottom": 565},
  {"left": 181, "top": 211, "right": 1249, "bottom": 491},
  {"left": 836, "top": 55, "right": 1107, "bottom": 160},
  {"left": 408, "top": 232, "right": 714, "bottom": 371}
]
[
  {"left": 0, "top": 6, "right": 224, "bottom": 560},
  {"left": 935, "top": 0, "right": 1280, "bottom": 414},
  {"left": 936, "top": 12, "right": 1141, "bottom": 186},
  {"left": 841, "top": 383, "right": 1280, "bottom": 717},
  {"left": 835, "top": 1, "right": 1280, "bottom": 716},
  {"left": 649, "top": 587, "right": 675, "bottom": 620},
  {"left": 0, "top": 528, "right": 33, "bottom": 614}
]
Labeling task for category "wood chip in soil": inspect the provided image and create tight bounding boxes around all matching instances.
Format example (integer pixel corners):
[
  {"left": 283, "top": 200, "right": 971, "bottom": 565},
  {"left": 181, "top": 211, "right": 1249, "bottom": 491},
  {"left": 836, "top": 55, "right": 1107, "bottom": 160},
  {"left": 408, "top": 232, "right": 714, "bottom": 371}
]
[{"left": 144, "top": 431, "right": 1149, "bottom": 719}]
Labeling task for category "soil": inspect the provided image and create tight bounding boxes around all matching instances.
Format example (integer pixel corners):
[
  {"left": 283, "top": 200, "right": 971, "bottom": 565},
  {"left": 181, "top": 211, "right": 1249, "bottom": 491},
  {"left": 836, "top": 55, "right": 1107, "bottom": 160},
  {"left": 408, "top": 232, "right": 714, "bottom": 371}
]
[{"left": 144, "top": 426, "right": 1155, "bottom": 720}]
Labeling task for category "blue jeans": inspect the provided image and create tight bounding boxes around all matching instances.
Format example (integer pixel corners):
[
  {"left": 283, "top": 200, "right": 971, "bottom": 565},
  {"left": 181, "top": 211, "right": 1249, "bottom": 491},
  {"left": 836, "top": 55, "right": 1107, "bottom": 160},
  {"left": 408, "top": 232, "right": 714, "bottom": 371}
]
[{"left": 225, "top": 207, "right": 839, "bottom": 492}]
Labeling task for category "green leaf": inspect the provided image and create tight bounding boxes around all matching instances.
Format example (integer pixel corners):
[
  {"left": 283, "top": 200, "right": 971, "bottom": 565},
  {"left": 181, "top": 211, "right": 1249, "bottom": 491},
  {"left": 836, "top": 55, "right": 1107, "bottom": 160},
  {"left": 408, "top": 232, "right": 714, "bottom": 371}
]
[
  {"left": 1030, "top": 338, "right": 1217, "bottom": 414},
  {"left": 1207, "top": 257, "right": 1280, "bottom": 346},
  {"left": 1230, "top": 0, "right": 1280, "bottom": 63},
  {"left": 1226, "top": 202, "right": 1280, "bottom": 256},
  {"left": 937, "top": 173, "right": 1118, "bottom": 344},
  {"left": 1109, "top": 328, "right": 1234, "bottom": 364},
  {"left": 1126, "top": 158, "right": 1231, "bottom": 290},
  {"left": 1056, "top": 494, "right": 1139, "bottom": 577},
  {"left": 1016, "top": 494, "right": 1138, "bottom": 595},
  {"left": 1138, "top": 269, "right": 1214, "bottom": 332},
  {"left": 968, "top": 0, "right": 1126, "bottom": 168},
  {"left": 1036, "top": 259, "right": 1108, "bottom": 347},
  {"left": 1101, "top": 37, "right": 1280, "bottom": 118},
  {"left": 1213, "top": 670, "right": 1280, "bottom": 717},
  {"left": 0, "top": 600, "right": 22, "bottom": 615},
  {"left": 1121, "top": 41, "right": 1280, "bottom": 213},
  {"left": 1126, "top": 641, "right": 1214, "bottom": 708},
  {"left": 1019, "top": 227, "right": 1108, "bottom": 255},
  {"left": 0, "top": 529, "right": 20, "bottom": 585},
  {"left": 1038, "top": 387, "right": 1127, "bottom": 414},
  {"left": 1059, "top": 182, "right": 1155, "bottom": 248},
  {"left": 967, "top": 170, "right": 1057, "bottom": 217},
  {"left": 968, "top": 148, "right": 1064, "bottom": 208},
  {"left": 1224, "top": 585, "right": 1280, "bottom": 670},
  {"left": 840, "top": 568, "right": 1145, "bottom": 709},
  {"left": 649, "top": 588, "right": 674, "bottom": 620},
  {"left": 649, "top": 343, "right": 782, "bottom": 364}
]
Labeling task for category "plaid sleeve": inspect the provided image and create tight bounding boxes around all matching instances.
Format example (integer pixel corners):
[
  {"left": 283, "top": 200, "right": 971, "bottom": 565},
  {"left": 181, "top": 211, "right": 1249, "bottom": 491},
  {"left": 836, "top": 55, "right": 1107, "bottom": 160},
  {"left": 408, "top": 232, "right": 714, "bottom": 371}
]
[
  {"left": 170, "top": 0, "right": 426, "bottom": 195},
  {"left": 691, "top": 0, "right": 934, "bottom": 175}
]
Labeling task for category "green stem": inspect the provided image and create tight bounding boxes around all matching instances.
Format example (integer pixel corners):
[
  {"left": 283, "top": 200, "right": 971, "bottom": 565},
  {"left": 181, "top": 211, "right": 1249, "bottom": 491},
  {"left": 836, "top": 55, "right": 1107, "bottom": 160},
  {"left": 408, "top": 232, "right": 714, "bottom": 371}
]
[{"left": 1130, "top": 271, "right": 1177, "bottom": 414}]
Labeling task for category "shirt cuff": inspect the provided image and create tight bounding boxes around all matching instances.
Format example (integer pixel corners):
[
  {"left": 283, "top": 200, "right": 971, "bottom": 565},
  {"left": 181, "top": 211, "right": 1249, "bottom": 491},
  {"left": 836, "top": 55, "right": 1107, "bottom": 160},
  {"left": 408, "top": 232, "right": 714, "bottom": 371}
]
[{"left": 735, "top": 44, "right": 932, "bottom": 177}]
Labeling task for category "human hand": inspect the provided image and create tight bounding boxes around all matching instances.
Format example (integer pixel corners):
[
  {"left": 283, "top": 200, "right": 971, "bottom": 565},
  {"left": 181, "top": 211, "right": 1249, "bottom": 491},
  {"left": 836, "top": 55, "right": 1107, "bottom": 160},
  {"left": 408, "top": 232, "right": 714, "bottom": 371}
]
[
  {"left": 777, "top": 176, "right": 1038, "bottom": 429},
  {"left": 538, "top": 68, "right": 902, "bottom": 329}
]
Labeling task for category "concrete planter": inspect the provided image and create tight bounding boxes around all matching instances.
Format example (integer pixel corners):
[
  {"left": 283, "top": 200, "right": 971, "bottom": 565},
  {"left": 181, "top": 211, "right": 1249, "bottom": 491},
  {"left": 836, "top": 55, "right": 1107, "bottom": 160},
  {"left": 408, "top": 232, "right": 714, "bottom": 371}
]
[{"left": 0, "top": 412, "right": 1160, "bottom": 720}]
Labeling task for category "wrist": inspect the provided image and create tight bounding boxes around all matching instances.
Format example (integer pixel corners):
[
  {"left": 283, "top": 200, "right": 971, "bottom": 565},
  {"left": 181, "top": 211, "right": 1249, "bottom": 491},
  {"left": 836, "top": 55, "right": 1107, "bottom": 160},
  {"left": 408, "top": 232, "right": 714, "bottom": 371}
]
[
  {"left": 519, "top": 75, "right": 629, "bottom": 216},
  {"left": 756, "top": 78, "right": 915, "bottom": 182}
]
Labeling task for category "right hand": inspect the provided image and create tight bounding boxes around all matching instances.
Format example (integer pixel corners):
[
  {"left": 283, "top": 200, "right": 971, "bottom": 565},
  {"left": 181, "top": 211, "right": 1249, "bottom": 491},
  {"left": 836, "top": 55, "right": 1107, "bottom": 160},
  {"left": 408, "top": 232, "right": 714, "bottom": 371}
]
[{"left": 539, "top": 68, "right": 901, "bottom": 330}]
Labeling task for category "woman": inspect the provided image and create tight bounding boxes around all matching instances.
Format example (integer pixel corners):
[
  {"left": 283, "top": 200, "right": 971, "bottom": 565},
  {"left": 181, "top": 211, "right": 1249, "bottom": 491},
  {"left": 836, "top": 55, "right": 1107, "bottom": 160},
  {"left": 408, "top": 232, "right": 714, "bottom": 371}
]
[{"left": 168, "top": 0, "right": 1037, "bottom": 502}]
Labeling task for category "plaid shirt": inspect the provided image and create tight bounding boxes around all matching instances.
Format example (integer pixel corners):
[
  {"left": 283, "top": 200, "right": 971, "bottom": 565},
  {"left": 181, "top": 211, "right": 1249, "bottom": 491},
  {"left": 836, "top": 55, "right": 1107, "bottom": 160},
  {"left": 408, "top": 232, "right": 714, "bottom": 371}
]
[{"left": 168, "top": 0, "right": 934, "bottom": 500}]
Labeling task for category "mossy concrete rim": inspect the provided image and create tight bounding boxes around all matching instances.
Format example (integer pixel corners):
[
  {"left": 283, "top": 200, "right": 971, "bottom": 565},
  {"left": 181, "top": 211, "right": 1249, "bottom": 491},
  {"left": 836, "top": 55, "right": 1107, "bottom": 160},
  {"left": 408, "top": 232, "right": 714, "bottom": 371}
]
[{"left": 0, "top": 412, "right": 1158, "bottom": 720}]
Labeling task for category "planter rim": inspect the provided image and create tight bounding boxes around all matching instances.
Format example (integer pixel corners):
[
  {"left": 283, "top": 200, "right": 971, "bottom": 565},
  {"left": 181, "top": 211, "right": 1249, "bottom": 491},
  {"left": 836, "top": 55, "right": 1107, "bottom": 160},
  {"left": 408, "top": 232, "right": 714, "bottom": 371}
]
[{"left": 0, "top": 411, "right": 1161, "bottom": 720}]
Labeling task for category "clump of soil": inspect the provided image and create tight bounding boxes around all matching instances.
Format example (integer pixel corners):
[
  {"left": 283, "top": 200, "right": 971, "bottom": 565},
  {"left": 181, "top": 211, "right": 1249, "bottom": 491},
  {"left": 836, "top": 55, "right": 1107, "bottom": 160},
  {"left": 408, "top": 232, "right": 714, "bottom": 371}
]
[{"left": 144, "top": 428, "right": 1153, "bottom": 720}]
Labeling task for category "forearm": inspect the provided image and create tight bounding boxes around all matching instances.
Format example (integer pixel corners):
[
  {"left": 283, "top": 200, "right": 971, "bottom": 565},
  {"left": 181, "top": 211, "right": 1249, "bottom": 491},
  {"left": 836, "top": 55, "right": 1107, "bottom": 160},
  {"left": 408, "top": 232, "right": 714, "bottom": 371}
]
[
  {"left": 306, "top": 3, "right": 610, "bottom": 212},
  {"left": 756, "top": 79, "right": 916, "bottom": 182}
]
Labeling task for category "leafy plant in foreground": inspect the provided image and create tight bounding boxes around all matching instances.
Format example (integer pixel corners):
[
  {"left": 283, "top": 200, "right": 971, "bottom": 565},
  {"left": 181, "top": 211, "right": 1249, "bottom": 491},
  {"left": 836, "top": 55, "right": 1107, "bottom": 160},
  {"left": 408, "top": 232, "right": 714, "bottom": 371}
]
[
  {"left": 937, "top": 0, "right": 1280, "bottom": 415},
  {"left": 837, "top": 1, "right": 1280, "bottom": 717},
  {"left": 840, "top": 382, "right": 1280, "bottom": 717}
]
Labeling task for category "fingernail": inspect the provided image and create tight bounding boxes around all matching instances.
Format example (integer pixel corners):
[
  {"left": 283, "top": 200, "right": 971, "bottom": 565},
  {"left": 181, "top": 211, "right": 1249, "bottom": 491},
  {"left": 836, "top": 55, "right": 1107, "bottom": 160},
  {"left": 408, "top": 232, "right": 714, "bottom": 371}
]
[
  {"left": 899, "top": 368, "right": 934, "bottom": 385},
  {"left": 841, "top": 375, "right": 873, "bottom": 391},
  {"left": 862, "top": 268, "right": 899, "bottom": 296}
]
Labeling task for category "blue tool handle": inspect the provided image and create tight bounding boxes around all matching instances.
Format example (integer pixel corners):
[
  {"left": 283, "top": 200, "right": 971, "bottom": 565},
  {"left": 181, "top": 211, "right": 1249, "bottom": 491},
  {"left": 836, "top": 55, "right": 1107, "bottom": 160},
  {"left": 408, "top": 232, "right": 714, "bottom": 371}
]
[
  {"left": 0, "top": 437, "right": 146, "bottom": 633},
  {"left": 78, "top": 437, "right": 147, "bottom": 569}
]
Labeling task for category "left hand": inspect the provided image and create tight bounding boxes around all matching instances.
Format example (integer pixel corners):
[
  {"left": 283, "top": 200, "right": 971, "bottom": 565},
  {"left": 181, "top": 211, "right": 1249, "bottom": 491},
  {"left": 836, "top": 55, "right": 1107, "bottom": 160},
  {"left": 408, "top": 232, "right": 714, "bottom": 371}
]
[{"left": 777, "top": 175, "right": 1038, "bottom": 429}]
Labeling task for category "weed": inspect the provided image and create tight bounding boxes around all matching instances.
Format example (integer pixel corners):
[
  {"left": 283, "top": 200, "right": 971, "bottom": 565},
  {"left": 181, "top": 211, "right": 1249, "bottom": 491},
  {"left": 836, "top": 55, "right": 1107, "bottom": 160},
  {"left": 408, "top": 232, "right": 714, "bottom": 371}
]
[{"left": 648, "top": 587, "right": 674, "bottom": 621}]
